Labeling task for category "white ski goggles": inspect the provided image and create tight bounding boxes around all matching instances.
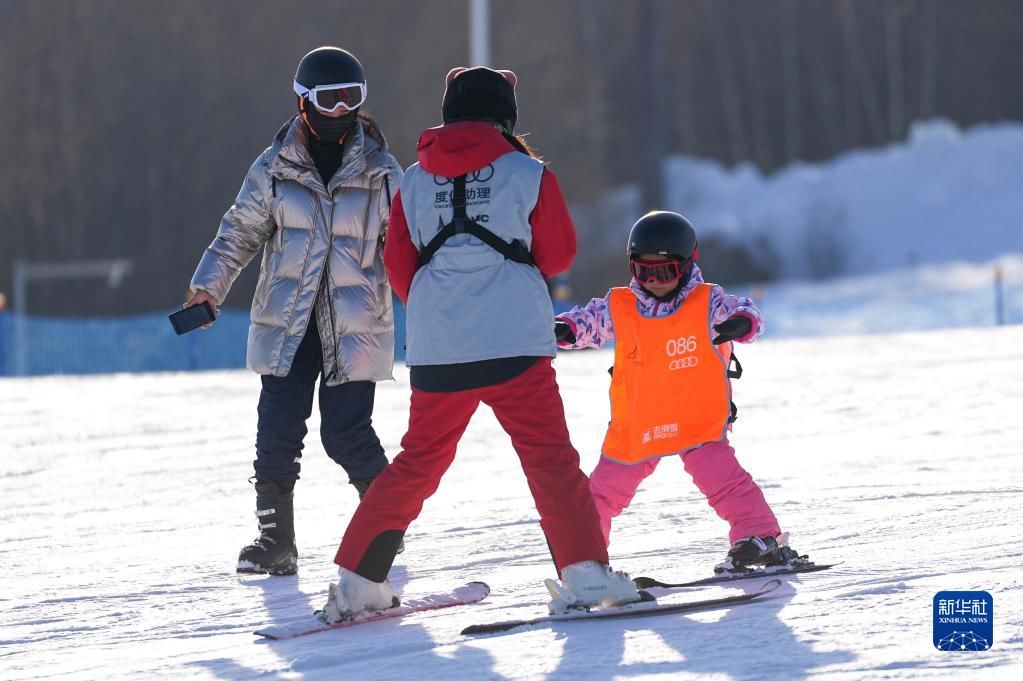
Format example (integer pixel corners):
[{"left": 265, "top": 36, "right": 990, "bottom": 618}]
[{"left": 293, "top": 80, "right": 367, "bottom": 113}]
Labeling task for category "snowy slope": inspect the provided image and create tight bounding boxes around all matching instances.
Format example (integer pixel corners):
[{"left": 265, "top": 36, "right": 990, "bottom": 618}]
[{"left": 4, "top": 323, "right": 1023, "bottom": 678}]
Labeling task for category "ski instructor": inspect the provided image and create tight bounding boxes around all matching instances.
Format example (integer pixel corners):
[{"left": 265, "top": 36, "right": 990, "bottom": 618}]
[
  {"left": 184, "top": 47, "right": 402, "bottom": 576},
  {"left": 318, "top": 66, "right": 642, "bottom": 623}
]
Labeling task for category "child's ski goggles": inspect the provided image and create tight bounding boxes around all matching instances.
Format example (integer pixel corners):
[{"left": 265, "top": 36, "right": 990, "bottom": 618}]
[
  {"left": 293, "top": 80, "right": 367, "bottom": 113},
  {"left": 630, "top": 256, "right": 691, "bottom": 284}
]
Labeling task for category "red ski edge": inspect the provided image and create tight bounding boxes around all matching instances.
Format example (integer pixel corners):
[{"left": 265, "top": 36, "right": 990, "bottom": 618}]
[{"left": 255, "top": 581, "right": 491, "bottom": 640}]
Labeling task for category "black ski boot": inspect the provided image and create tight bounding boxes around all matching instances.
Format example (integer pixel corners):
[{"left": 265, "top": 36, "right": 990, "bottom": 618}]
[
  {"left": 351, "top": 478, "right": 404, "bottom": 555},
  {"left": 237, "top": 479, "right": 298, "bottom": 576},
  {"left": 715, "top": 534, "right": 804, "bottom": 574}
]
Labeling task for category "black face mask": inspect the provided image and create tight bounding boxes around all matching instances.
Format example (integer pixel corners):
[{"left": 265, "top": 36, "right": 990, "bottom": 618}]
[{"left": 304, "top": 106, "right": 358, "bottom": 144}]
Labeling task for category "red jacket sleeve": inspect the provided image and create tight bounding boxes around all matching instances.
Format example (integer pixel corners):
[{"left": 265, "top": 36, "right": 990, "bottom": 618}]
[
  {"left": 382, "top": 190, "right": 419, "bottom": 305},
  {"left": 529, "top": 169, "right": 577, "bottom": 278}
]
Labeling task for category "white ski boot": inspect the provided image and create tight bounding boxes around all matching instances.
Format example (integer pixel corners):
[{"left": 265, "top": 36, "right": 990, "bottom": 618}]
[
  {"left": 319, "top": 567, "right": 399, "bottom": 624},
  {"left": 545, "top": 561, "right": 644, "bottom": 614}
]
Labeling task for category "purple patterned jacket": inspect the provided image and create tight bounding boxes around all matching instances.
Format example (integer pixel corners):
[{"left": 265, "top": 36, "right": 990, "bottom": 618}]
[{"left": 556, "top": 265, "right": 764, "bottom": 349}]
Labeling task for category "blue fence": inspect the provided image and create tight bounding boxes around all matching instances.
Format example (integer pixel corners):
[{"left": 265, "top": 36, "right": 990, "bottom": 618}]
[
  {"left": 0, "top": 275, "right": 1014, "bottom": 378},
  {"left": 0, "top": 303, "right": 408, "bottom": 377}
]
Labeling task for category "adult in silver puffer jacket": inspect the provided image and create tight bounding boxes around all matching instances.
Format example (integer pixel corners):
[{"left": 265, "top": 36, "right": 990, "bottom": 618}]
[{"left": 184, "top": 47, "right": 402, "bottom": 576}]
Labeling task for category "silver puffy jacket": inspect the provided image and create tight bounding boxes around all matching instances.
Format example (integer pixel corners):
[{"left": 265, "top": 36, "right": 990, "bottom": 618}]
[{"left": 190, "top": 116, "right": 402, "bottom": 385}]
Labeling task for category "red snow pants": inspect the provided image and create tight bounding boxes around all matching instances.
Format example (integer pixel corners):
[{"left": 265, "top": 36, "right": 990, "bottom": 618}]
[{"left": 334, "top": 358, "right": 609, "bottom": 579}]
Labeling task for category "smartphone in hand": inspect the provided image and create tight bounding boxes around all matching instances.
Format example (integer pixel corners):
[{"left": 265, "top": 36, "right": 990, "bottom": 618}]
[{"left": 169, "top": 301, "right": 216, "bottom": 335}]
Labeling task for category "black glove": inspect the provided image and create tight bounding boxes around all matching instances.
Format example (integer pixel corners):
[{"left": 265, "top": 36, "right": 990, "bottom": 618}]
[
  {"left": 712, "top": 316, "right": 752, "bottom": 345},
  {"left": 554, "top": 320, "right": 576, "bottom": 344}
]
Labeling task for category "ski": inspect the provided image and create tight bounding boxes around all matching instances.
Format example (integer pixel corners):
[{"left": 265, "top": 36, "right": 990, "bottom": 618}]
[
  {"left": 254, "top": 581, "right": 490, "bottom": 640},
  {"left": 461, "top": 578, "right": 780, "bottom": 636},
  {"left": 633, "top": 561, "right": 838, "bottom": 590}
]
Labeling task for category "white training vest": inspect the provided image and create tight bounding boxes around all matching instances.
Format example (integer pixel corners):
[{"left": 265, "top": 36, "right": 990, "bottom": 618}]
[{"left": 399, "top": 151, "right": 556, "bottom": 365}]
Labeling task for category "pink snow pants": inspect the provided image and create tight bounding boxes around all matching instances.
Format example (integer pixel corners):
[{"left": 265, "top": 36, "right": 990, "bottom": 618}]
[{"left": 589, "top": 438, "right": 780, "bottom": 546}]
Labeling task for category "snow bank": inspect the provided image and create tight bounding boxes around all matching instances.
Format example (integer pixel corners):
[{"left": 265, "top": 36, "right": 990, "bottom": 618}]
[
  {"left": 575, "top": 119, "right": 1023, "bottom": 280},
  {"left": 755, "top": 254, "right": 1023, "bottom": 337}
]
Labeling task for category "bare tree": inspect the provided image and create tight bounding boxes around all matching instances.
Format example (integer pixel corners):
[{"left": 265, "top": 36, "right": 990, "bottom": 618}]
[
  {"left": 639, "top": 0, "right": 667, "bottom": 208},
  {"left": 838, "top": 0, "right": 886, "bottom": 145},
  {"left": 885, "top": 0, "right": 908, "bottom": 140},
  {"left": 704, "top": 1, "right": 746, "bottom": 162},
  {"left": 737, "top": 7, "right": 771, "bottom": 168},
  {"left": 917, "top": 0, "right": 940, "bottom": 120},
  {"left": 781, "top": 0, "right": 802, "bottom": 161},
  {"left": 575, "top": 0, "right": 612, "bottom": 192}
]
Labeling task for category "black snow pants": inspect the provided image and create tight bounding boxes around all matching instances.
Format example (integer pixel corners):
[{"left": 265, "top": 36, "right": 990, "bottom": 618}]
[{"left": 252, "top": 318, "right": 387, "bottom": 485}]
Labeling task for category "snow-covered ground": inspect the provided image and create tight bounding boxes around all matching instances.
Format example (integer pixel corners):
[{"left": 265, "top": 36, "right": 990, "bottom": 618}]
[{"left": 4, "top": 272, "right": 1023, "bottom": 679}]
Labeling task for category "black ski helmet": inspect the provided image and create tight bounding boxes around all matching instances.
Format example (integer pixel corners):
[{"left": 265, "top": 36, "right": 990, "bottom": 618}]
[
  {"left": 627, "top": 211, "right": 698, "bottom": 260},
  {"left": 295, "top": 47, "right": 365, "bottom": 90}
]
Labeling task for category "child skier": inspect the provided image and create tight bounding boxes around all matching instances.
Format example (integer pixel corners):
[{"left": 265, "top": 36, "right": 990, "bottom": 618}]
[
  {"left": 318, "top": 66, "right": 642, "bottom": 623},
  {"left": 556, "top": 210, "right": 804, "bottom": 573}
]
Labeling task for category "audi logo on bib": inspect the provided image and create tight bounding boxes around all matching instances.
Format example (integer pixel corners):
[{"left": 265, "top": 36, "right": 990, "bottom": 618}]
[{"left": 669, "top": 356, "right": 700, "bottom": 371}]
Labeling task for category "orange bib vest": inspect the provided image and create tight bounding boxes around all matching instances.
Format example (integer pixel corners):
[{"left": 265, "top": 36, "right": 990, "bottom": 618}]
[{"left": 601, "top": 285, "right": 733, "bottom": 464}]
